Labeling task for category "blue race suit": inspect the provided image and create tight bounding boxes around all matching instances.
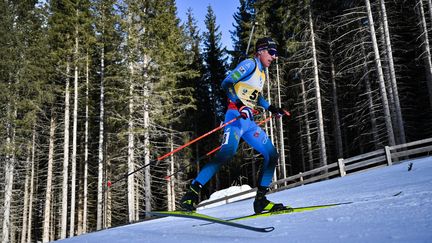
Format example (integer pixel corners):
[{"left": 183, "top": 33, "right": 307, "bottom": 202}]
[{"left": 193, "top": 57, "right": 279, "bottom": 188}]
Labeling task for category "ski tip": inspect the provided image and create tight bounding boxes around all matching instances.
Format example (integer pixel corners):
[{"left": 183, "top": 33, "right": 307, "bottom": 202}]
[{"left": 263, "top": 226, "right": 275, "bottom": 232}]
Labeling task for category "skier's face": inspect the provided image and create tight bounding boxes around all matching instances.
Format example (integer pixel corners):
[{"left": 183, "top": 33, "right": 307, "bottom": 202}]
[{"left": 258, "top": 49, "right": 277, "bottom": 68}]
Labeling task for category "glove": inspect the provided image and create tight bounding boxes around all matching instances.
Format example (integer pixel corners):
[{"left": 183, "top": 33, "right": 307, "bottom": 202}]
[
  {"left": 268, "top": 105, "right": 289, "bottom": 118},
  {"left": 235, "top": 100, "right": 253, "bottom": 120}
]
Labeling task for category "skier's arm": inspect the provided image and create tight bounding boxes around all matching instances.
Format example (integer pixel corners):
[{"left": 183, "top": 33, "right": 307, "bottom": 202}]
[
  {"left": 257, "top": 95, "right": 270, "bottom": 110},
  {"left": 260, "top": 96, "right": 289, "bottom": 117}
]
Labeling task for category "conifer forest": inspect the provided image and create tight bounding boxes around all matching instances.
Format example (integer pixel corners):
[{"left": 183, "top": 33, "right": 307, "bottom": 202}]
[{"left": 1, "top": 0, "right": 431, "bottom": 242}]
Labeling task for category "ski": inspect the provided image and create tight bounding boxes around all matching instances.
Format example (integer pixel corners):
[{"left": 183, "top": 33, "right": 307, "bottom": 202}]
[
  {"left": 147, "top": 210, "right": 275, "bottom": 233},
  {"left": 194, "top": 202, "right": 352, "bottom": 227},
  {"left": 230, "top": 202, "right": 352, "bottom": 221},
  {"left": 229, "top": 191, "right": 401, "bottom": 222}
]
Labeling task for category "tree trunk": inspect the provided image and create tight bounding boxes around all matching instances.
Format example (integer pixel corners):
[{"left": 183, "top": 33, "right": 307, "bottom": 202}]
[
  {"left": 81, "top": 53, "right": 90, "bottom": 235},
  {"left": 170, "top": 155, "right": 175, "bottom": 210},
  {"left": 300, "top": 75, "right": 313, "bottom": 170},
  {"left": 329, "top": 43, "right": 343, "bottom": 159},
  {"left": 143, "top": 58, "right": 152, "bottom": 215},
  {"left": 416, "top": 0, "right": 432, "bottom": 109},
  {"left": 360, "top": 41, "right": 380, "bottom": 149},
  {"left": 2, "top": 103, "right": 14, "bottom": 243},
  {"left": 377, "top": 9, "right": 396, "bottom": 130},
  {"left": 126, "top": 9, "right": 137, "bottom": 222},
  {"left": 61, "top": 61, "right": 70, "bottom": 239},
  {"left": 265, "top": 68, "right": 275, "bottom": 144},
  {"left": 428, "top": 0, "right": 432, "bottom": 23},
  {"left": 194, "top": 123, "right": 200, "bottom": 175},
  {"left": 21, "top": 145, "right": 31, "bottom": 243},
  {"left": 43, "top": 115, "right": 56, "bottom": 242},
  {"left": 380, "top": 0, "right": 406, "bottom": 144},
  {"left": 97, "top": 44, "right": 105, "bottom": 230},
  {"left": 127, "top": 64, "right": 136, "bottom": 222},
  {"left": 168, "top": 132, "right": 176, "bottom": 211},
  {"left": 365, "top": 0, "right": 396, "bottom": 145},
  {"left": 309, "top": 6, "right": 327, "bottom": 167},
  {"left": 275, "top": 61, "right": 287, "bottom": 179},
  {"left": 167, "top": 167, "right": 172, "bottom": 211},
  {"left": 10, "top": 213, "right": 15, "bottom": 243},
  {"left": 26, "top": 130, "right": 36, "bottom": 243},
  {"left": 143, "top": 55, "right": 152, "bottom": 217},
  {"left": 57, "top": 189, "right": 62, "bottom": 239},
  {"left": 265, "top": 67, "right": 278, "bottom": 184},
  {"left": 2, "top": 70, "right": 13, "bottom": 243},
  {"left": 144, "top": 104, "right": 151, "bottom": 213},
  {"left": 69, "top": 31, "right": 79, "bottom": 237},
  {"left": 105, "top": 156, "right": 111, "bottom": 228}
]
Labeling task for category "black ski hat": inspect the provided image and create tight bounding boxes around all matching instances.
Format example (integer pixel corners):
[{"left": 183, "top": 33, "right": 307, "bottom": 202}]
[{"left": 255, "top": 37, "right": 277, "bottom": 52}]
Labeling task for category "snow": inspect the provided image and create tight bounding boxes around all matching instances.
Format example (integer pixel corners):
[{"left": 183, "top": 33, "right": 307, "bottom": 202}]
[
  {"left": 199, "top": 185, "right": 255, "bottom": 209},
  {"left": 55, "top": 157, "right": 432, "bottom": 243}
]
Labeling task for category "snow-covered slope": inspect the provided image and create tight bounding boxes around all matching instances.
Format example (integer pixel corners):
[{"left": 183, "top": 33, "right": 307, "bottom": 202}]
[{"left": 56, "top": 157, "right": 432, "bottom": 243}]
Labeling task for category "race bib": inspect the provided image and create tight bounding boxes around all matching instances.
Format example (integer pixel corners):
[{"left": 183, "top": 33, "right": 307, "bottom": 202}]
[{"left": 234, "top": 82, "right": 261, "bottom": 108}]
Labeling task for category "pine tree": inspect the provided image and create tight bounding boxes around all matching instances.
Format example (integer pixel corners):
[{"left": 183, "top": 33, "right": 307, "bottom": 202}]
[
  {"left": 92, "top": 0, "right": 124, "bottom": 229},
  {"left": 47, "top": 0, "right": 77, "bottom": 238},
  {"left": 203, "top": 5, "right": 228, "bottom": 124},
  {"left": 182, "top": 9, "right": 205, "bottom": 178},
  {"left": 0, "top": 1, "right": 53, "bottom": 242},
  {"left": 0, "top": 2, "right": 18, "bottom": 240},
  {"left": 143, "top": 0, "right": 197, "bottom": 211},
  {"left": 201, "top": 5, "right": 229, "bottom": 190},
  {"left": 230, "top": 0, "right": 256, "bottom": 66}
]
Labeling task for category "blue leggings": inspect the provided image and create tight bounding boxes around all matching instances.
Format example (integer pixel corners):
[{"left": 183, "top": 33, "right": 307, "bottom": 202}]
[{"left": 193, "top": 109, "right": 279, "bottom": 188}]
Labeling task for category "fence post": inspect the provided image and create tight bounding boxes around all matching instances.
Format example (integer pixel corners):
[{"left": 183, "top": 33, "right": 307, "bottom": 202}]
[
  {"left": 385, "top": 146, "right": 392, "bottom": 166},
  {"left": 338, "top": 158, "right": 346, "bottom": 177},
  {"left": 299, "top": 172, "right": 304, "bottom": 185}
]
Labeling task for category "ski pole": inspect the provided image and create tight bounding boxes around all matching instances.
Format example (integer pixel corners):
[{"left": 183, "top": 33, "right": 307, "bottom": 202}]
[
  {"left": 157, "top": 115, "right": 241, "bottom": 161},
  {"left": 107, "top": 115, "right": 242, "bottom": 188},
  {"left": 282, "top": 109, "right": 291, "bottom": 117},
  {"left": 164, "top": 145, "right": 221, "bottom": 181},
  {"left": 164, "top": 112, "right": 290, "bottom": 180}
]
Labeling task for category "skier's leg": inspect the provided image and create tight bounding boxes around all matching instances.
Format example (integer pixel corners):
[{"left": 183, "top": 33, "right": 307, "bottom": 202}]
[
  {"left": 180, "top": 110, "right": 243, "bottom": 211},
  {"left": 242, "top": 125, "right": 286, "bottom": 213},
  {"left": 193, "top": 124, "right": 241, "bottom": 185},
  {"left": 242, "top": 124, "right": 279, "bottom": 187}
]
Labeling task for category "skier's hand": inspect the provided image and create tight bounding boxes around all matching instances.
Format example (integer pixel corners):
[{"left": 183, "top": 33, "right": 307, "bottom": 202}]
[
  {"left": 235, "top": 100, "right": 253, "bottom": 120},
  {"left": 268, "top": 105, "right": 290, "bottom": 118},
  {"left": 239, "top": 106, "right": 253, "bottom": 120}
]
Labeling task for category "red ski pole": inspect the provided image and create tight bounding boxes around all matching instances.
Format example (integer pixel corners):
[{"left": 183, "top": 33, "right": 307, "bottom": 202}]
[
  {"left": 107, "top": 115, "right": 242, "bottom": 187},
  {"left": 156, "top": 116, "right": 241, "bottom": 161},
  {"left": 164, "top": 112, "right": 291, "bottom": 180}
]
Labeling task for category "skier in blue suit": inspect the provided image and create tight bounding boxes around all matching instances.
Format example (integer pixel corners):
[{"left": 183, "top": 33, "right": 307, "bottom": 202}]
[{"left": 180, "top": 37, "right": 288, "bottom": 214}]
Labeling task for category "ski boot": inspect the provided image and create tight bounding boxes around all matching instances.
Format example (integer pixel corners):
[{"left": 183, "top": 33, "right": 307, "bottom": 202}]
[
  {"left": 180, "top": 181, "right": 203, "bottom": 211},
  {"left": 253, "top": 186, "right": 286, "bottom": 214}
]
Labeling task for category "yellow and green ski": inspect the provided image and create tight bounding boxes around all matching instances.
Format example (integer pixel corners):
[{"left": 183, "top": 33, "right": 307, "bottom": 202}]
[
  {"left": 192, "top": 202, "right": 352, "bottom": 228},
  {"left": 148, "top": 202, "right": 351, "bottom": 232},
  {"left": 230, "top": 202, "right": 352, "bottom": 221}
]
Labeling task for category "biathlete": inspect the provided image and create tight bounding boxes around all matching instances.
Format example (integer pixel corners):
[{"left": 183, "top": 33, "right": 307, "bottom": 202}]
[{"left": 180, "top": 37, "right": 289, "bottom": 214}]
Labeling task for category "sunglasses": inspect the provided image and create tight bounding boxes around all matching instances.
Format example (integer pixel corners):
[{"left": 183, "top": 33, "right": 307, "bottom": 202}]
[{"left": 268, "top": 48, "right": 278, "bottom": 57}]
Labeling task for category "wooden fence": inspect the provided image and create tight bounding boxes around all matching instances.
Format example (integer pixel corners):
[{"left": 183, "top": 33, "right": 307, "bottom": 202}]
[{"left": 197, "top": 137, "right": 432, "bottom": 209}]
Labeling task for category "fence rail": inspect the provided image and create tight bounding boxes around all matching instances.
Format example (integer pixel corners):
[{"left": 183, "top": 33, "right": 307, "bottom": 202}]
[{"left": 197, "top": 137, "right": 432, "bottom": 209}]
